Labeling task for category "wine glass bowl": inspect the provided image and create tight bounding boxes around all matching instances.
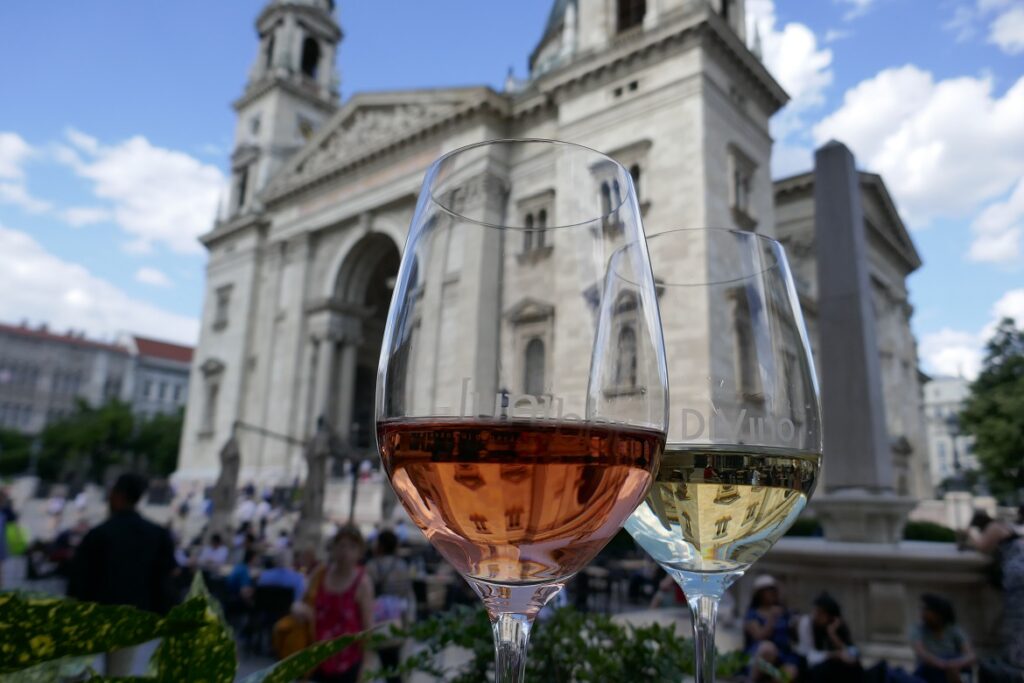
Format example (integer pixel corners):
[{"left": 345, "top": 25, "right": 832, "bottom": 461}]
[
  {"left": 375, "top": 139, "right": 668, "bottom": 681},
  {"left": 610, "top": 228, "right": 822, "bottom": 682}
]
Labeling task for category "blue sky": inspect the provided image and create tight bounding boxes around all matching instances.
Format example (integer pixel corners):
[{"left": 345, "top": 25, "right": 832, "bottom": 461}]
[{"left": 0, "top": 0, "right": 1021, "bottom": 377}]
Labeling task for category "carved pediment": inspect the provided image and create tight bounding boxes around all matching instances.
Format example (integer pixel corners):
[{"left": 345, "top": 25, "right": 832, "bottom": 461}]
[
  {"left": 268, "top": 88, "right": 502, "bottom": 199},
  {"left": 505, "top": 298, "right": 555, "bottom": 324}
]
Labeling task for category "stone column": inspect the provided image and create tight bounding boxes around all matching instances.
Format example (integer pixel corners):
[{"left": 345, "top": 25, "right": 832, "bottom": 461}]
[{"left": 809, "top": 141, "right": 914, "bottom": 544}]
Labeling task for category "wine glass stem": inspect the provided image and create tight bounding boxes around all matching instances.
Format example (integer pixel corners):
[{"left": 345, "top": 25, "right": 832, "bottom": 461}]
[
  {"left": 688, "top": 593, "right": 720, "bottom": 683},
  {"left": 492, "top": 612, "right": 533, "bottom": 683}
]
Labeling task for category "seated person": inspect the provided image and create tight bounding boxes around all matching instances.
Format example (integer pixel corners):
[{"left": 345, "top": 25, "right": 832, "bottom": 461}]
[
  {"left": 197, "top": 533, "right": 229, "bottom": 571},
  {"left": 744, "top": 575, "right": 799, "bottom": 682},
  {"left": 796, "top": 592, "right": 861, "bottom": 683},
  {"left": 258, "top": 551, "right": 306, "bottom": 602},
  {"left": 912, "top": 593, "right": 976, "bottom": 683}
]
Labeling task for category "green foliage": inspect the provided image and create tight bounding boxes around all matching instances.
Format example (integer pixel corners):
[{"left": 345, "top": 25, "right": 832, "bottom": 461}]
[
  {"left": 960, "top": 317, "right": 1024, "bottom": 502},
  {"left": 0, "top": 573, "right": 370, "bottom": 683},
  {"left": 0, "top": 592, "right": 205, "bottom": 674},
  {"left": 784, "top": 516, "right": 822, "bottom": 537},
  {"left": 903, "top": 520, "right": 956, "bottom": 543},
  {"left": 0, "top": 429, "right": 31, "bottom": 476},
  {"left": 368, "top": 606, "right": 748, "bottom": 682},
  {"left": 35, "top": 401, "right": 183, "bottom": 482}
]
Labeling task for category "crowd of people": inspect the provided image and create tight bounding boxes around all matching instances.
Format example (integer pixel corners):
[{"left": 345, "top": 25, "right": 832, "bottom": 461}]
[{"left": 3, "top": 474, "right": 1023, "bottom": 682}]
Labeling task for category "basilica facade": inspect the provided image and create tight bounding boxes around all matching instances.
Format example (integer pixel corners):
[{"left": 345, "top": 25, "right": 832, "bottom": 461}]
[{"left": 176, "top": 0, "right": 930, "bottom": 500}]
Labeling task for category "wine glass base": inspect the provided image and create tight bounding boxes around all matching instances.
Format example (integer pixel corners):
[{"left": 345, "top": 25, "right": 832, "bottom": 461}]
[
  {"left": 465, "top": 578, "right": 564, "bottom": 619},
  {"left": 665, "top": 567, "right": 744, "bottom": 600}
]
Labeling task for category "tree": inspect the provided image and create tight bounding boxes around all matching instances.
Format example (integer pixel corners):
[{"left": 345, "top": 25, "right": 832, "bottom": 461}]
[
  {"left": 39, "top": 399, "right": 135, "bottom": 483},
  {"left": 960, "top": 317, "right": 1024, "bottom": 502},
  {"left": 0, "top": 428, "right": 31, "bottom": 476},
  {"left": 131, "top": 409, "right": 184, "bottom": 477}
]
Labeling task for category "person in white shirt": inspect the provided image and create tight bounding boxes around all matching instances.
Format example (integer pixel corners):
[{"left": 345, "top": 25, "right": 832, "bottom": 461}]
[
  {"left": 197, "top": 533, "right": 230, "bottom": 571},
  {"left": 795, "top": 593, "right": 861, "bottom": 683}
]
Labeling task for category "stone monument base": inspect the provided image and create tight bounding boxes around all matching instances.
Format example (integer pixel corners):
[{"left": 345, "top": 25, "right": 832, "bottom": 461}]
[{"left": 811, "top": 488, "right": 916, "bottom": 543}]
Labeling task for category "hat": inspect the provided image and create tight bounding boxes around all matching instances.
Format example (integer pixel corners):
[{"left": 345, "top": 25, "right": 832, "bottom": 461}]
[{"left": 753, "top": 575, "right": 778, "bottom": 590}]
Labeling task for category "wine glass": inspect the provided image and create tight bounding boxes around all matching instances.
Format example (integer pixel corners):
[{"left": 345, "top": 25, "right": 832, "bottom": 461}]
[
  {"left": 375, "top": 139, "right": 668, "bottom": 682},
  {"left": 610, "top": 228, "right": 822, "bottom": 683}
]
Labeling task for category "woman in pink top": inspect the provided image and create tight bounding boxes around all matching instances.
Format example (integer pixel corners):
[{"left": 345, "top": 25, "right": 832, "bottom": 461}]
[{"left": 305, "top": 526, "right": 375, "bottom": 683}]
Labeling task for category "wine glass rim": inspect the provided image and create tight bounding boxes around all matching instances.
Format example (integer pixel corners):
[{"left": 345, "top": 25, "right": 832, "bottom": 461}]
[
  {"left": 427, "top": 138, "right": 632, "bottom": 231},
  {"left": 614, "top": 227, "right": 787, "bottom": 288}
]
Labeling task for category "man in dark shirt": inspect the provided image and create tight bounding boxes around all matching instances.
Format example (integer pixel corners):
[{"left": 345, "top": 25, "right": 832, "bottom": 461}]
[{"left": 68, "top": 473, "right": 178, "bottom": 675}]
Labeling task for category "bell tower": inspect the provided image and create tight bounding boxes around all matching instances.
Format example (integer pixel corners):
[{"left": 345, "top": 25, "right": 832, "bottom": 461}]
[{"left": 227, "top": 0, "right": 342, "bottom": 217}]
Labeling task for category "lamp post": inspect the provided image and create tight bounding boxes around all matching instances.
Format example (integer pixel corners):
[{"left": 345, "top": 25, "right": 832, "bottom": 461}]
[{"left": 945, "top": 414, "right": 969, "bottom": 493}]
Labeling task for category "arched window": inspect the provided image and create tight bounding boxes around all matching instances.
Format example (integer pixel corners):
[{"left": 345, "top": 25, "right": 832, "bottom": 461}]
[
  {"left": 617, "top": 0, "right": 647, "bottom": 32},
  {"left": 615, "top": 325, "right": 638, "bottom": 387},
  {"left": 301, "top": 37, "right": 321, "bottom": 79},
  {"left": 524, "top": 338, "right": 545, "bottom": 396},
  {"left": 264, "top": 34, "right": 275, "bottom": 70},
  {"left": 629, "top": 164, "right": 641, "bottom": 200},
  {"left": 600, "top": 181, "right": 612, "bottom": 216},
  {"left": 537, "top": 208, "right": 547, "bottom": 248},
  {"left": 523, "top": 212, "right": 534, "bottom": 252}
]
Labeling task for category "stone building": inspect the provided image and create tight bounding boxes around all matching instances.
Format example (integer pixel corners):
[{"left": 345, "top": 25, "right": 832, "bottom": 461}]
[
  {"left": 0, "top": 322, "right": 133, "bottom": 433},
  {"left": 125, "top": 336, "right": 193, "bottom": 420},
  {"left": 775, "top": 172, "right": 932, "bottom": 500},
  {"left": 175, "top": 0, "right": 930, "bottom": 503},
  {"left": 922, "top": 375, "right": 976, "bottom": 487},
  {"left": 0, "top": 322, "right": 193, "bottom": 434}
]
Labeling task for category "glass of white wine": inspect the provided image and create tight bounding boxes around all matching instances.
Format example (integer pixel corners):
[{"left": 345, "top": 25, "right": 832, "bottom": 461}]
[{"left": 604, "top": 228, "right": 822, "bottom": 683}]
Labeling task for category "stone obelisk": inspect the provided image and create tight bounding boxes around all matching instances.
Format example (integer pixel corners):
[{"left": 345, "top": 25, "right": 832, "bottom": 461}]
[{"left": 810, "top": 141, "right": 914, "bottom": 543}]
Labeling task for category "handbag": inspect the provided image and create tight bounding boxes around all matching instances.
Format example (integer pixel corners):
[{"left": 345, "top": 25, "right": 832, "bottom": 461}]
[{"left": 271, "top": 567, "right": 324, "bottom": 659}]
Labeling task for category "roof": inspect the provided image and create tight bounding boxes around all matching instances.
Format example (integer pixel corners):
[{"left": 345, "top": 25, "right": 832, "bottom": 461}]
[
  {"left": 0, "top": 321, "right": 129, "bottom": 354},
  {"left": 132, "top": 336, "right": 194, "bottom": 364}
]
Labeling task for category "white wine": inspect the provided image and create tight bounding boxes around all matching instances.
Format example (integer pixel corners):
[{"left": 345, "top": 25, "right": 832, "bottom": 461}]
[{"left": 626, "top": 444, "right": 821, "bottom": 575}]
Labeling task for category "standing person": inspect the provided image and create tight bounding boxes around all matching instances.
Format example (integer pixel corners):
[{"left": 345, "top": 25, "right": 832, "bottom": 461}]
[
  {"left": 365, "top": 529, "right": 414, "bottom": 683},
  {"left": 970, "top": 511, "right": 1023, "bottom": 672},
  {"left": 796, "top": 593, "right": 861, "bottom": 683},
  {"left": 258, "top": 551, "right": 307, "bottom": 602},
  {"left": 743, "top": 575, "right": 799, "bottom": 682},
  {"left": 911, "top": 593, "right": 976, "bottom": 683},
  {"left": 67, "top": 473, "right": 177, "bottom": 676},
  {"left": 290, "top": 526, "right": 374, "bottom": 683},
  {"left": 0, "top": 489, "right": 14, "bottom": 588}
]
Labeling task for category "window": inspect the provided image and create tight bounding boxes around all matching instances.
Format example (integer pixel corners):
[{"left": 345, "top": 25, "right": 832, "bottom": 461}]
[
  {"left": 264, "top": 34, "right": 275, "bottom": 70},
  {"left": 523, "top": 213, "right": 535, "bottom": 252},
  {"left": 600, "top": 181, "right": 612, "bottom": 216},
  {"left": 728, "top": 144, "right": 758, "bottom": 229},
  {"left": 214, "top": 285, "right": 233, "bottom": 331},
  {"left": 173, "top": 384, "right": 182, "bottom": 402},
  {"left": 629, "top": 163, "right": 642, "bottom": 200},
  {"left": 300, "top": 37, "right": 321, "bottom": 79},
  {"left": 235, "top": 166, "right": 249, "bottom": 211},
  {"left": 617, "top": 0, "right": 646, "bottom": 32},
  {"left": 732, "top": 287, "right": 762, "bottom": 399},
  {"left": 202, "top": 381, "right": 219, "bottom": 435},
  {"left": 721, "top": 0, "right": 734, "bottom": 22},
  {"left": 536, "top": 209, "right": 548, "bottom": 248},
  {"left": 524, "top": 338, "right": 546, "bottom": 396},
  {"left": 297, "top": 115, "right": 315, "bottom": 140},
  {"left": 249, "top": 115, "right": 261, "bottom": 136},
  {"left": 615, "top": 325, "right": 638, "bottom": 388},
  {"left": 143, "top": 380, "right": 152, "bottom": 399},
  {"left": 158, "top": 382, "right": 167, "bottom": 401}
]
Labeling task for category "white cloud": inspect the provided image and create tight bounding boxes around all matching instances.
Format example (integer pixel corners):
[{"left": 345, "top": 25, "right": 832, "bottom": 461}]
[
  {"left": 823, "top": 28, "right": 851, "bottom": 43},
  {"left": 945, "top": 5, "right": 978, "bottom": 42},
  {"left": 746, "top": 0, "right": 834, "bottom": 177},
  {"left": 0, "top": 182, "right": 52, "bottom": 214},
  {"left": 61, "top": 206, "right": 113, "bottom": 227},
  {"left": 135, "top": 267, "right": 173, "bottom": 288},
  {"left": 58, "top": 129, "right": 224, "bottom": 254},
  {"left": 920, "top": 288, "right": 1024, "bottom": 379},
  {"left": 0, "top": 223, "right": 198, "bottom": 345},
  {"left": 0, "top": 132, "right": 33, "bottom": 180},
  {"left": 989, "top": 6, "right": 1024, "bottom": 54},
  {"left": 968, "top": 178, "right": 1024, "bottom": 264},
  {"left": 813, "top": 67, "right": 1024, "bottom": 226},
  {"left": 838, "top": 0, "right": 876, "bottom": 21}
]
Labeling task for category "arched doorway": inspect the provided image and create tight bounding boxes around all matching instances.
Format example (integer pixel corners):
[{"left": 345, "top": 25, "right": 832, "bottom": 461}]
[{"left": 329, "top": 232, "right": 400, "bottom": 454}]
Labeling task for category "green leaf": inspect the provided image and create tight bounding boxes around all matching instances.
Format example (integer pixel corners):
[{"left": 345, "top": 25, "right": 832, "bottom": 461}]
[
  {"left": 151, "top": 574, "right": 236, "bottom": 683},
  {"left": 0, "top": 593, "right": 205, "bottom": 674},
  {"left": 0, "top": 656, "right": 95, "bottom": 683},
  {"left": 239, "top": 632, "right": 368, "bottom": 683}
]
